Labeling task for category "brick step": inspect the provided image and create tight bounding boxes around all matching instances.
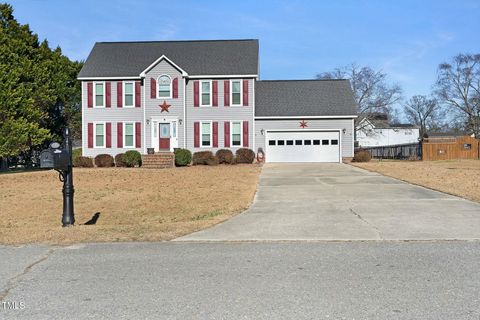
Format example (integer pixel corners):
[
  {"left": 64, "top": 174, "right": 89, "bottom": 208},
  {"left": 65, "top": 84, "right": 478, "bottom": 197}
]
[{"left": 141, "top": 153, "right": 174, "bottom": 169}]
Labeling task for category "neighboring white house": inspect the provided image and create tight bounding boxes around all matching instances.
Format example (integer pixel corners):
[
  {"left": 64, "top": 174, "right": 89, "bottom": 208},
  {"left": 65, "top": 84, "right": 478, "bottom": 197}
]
[{"left": 356, "top": 117, "right": 420, "bottom": 147}]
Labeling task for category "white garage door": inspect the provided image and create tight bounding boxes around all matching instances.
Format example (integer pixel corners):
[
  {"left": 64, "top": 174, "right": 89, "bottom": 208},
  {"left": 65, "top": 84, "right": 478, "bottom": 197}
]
[{"left": 266, "top": 131, "right": 340, "bottom": 163}]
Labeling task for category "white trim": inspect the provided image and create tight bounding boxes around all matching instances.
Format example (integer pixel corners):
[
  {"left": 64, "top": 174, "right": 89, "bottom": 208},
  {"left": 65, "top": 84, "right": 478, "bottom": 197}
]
[
  {"left": 143, "top": 79, "right": 146, "bottom": 154},
  {"left": 230, "top": 121, "right": 243, "bottom": 147},
  {"left": 252, "top": 79, "right": 255, "bottom": 152},
  {"left": 264, "top": 129, "right": 342, "bottom": 164},
  {"left": 183, "top": 77, "right": 186, "bottom": 148},
  {"left": 351, "top": 119, "right": 355, "bottom": 157},
  {"left": 78, "top": 76, "right": 141, "bottom": 80},
  {"left": 150, "top": 116, "right": 179, "bottom": 152},
  {"left": 140, "top": 55, "right": 188, "bottom": 77},
  {"left": 156, "top": 74, "right": 172, "bottom": 99},
  {"left": 93, "top": 121, "right": 106, "bottom": 148},
  {"left": 81, "top": 83, "right": 85, "bottom": 155},
  {"left": 230, "top": 79, "right": 243, "bottom": 107},
  {"left": 200, "top": 121, "right": 213, "bottom": 148},
  {"left": 200, "top": 80, "right": 212, "bottom": 107},
  {"left": 123, "top": 81, "right": 135, "bottom": 108},
  {"left": 123, "top": 122, "right": 136, "bottom": 148},
  {"left": 255, "top": 115, "right": 358, "bottom": 119},
  {"left": 189, "top": 74, "right": 258, "bottom": 79},
  {"left": 93, "top": 81, "right": 105, "bottom": 108}
]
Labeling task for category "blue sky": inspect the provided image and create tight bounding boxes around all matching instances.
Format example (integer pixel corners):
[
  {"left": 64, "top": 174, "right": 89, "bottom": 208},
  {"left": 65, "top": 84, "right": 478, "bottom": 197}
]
[{"left": 9, "top": 0, "right": 480, "bottom": 101}]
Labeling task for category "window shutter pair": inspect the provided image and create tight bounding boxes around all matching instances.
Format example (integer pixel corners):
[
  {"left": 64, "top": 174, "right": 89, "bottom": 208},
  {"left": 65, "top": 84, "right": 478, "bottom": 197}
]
[
  {"left": 117, "top": 81, "right": 141, "bottom": 107},
  {"left": 87, "top": 122, "right": 112, "bottom": 148},
  {"left": 223, "top": 80, "right": 249, "bottom": 106},
  {"left": 193, "top": 80, "right": 218, "bottom": 107},
  {"left": 150, "top": 77, "right": 178, "bottom": 99},
  {"left": 116, "top": 122, "right": 141, "bottom": 148},
  {"left": 222, "top": 121, "right": 248, "bottom": 148},
  {"left": 87, "top": 82, "right": 111, "bottom": 108},
  {"left": 193, "top": 122, "right": 218, "bottom": 147}
]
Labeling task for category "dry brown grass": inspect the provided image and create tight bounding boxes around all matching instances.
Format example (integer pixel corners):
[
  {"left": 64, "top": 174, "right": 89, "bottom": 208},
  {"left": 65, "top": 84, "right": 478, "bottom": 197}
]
[
  {"left": 0, "top": 165, "right": 261, "bottom": 245},
  {"left": 351, "top": 159, "right": 480, "bottom": 202}
]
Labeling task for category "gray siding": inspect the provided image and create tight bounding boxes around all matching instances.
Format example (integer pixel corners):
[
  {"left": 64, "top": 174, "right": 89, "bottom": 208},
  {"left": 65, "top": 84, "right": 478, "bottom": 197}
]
[
  {"left": 82, "top": 80, "right": 144, "bottom": 157},
  {"left": 254, "top": 118, "right": 355, "bottom": 158},
  {"left": 185, "top": 78, "right": 255, "bottom": 153}
]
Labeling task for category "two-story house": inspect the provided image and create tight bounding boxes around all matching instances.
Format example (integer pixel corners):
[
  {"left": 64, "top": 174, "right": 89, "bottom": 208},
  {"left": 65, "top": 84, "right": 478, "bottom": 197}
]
[{"left": 78, "top": 39, "right": 357, "bottom": 163}]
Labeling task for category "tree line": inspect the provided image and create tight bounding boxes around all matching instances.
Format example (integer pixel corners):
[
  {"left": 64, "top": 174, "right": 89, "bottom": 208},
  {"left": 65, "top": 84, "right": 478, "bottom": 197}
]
[
  {"left": 0, "top": 3, "right": 82, "bottom": 168},
  {"left": 317, "top": 55, "right": 480, "bottom": 139}
]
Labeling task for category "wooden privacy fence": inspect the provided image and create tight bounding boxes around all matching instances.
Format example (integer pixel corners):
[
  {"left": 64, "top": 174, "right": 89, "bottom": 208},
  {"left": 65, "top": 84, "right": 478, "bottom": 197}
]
[
  {"left": 422, "top": 136, "right": 480, "bottom": 161},
  {"left": 359, "top": 143, "right": 422, "bottom": 160}
]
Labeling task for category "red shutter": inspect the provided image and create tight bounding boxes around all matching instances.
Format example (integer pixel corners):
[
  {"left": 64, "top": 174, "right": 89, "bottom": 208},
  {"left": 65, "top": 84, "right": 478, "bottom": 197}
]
[
  {"left": 212, "top": 81, "right": 218, "bottom": 107},
  {"left": 106, "top": 82, "right": 111, "bottom": 107},
  {"left": 106, "top": 122, "right": 112, "bottom": 148},
  {"left": 243, "top": 121, "right": 249, "bottom": 147},
  {"left": 87, "top": 82, "right": 93, "bottom": 108},
  {"left": 193, "top": 81, "right": 199, "bottom": 107},
  {"left": 173, "top": 77, "right": 178, "bottom": 99},
  {"left": 135, "top": 81, "right": 141, "bottom": 107},
  {"left": 150, "top": 78, "right": 156, "bottom": 99},
  {"left": 135, "top": 122, "right": 141, "bottom": 148},
  {"left": 224, "top": 81, "right": 230, "bottom": 106},
  {"left": 117, "top": 122, "right": 123, "bottom": 148},
  {"left": 88, "top": 123, "right": 93, "bottom": 148},
  {"left": 224, "top": 122, "right": 230, "bottom": 147},
  {"left": 117, "top": 82, "right": 123, "bottom": 108},
  {"left": 194, "top": 122, "right": 200, "bottom": 147},
  {"left": 243, "top": 80, "right": 249, "bottom": 106},
  {"left": 213, "top": 122, "right": 218, "bottom": 147}
]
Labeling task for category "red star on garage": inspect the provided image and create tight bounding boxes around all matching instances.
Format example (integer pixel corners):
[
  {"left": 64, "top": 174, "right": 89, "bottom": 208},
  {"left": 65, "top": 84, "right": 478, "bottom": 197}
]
[
  {"left": 299, "top": 120, "right": 308, "bottom": 128},
  {"left": 159, "top": 100, "right": 171, "bottom": 113}
]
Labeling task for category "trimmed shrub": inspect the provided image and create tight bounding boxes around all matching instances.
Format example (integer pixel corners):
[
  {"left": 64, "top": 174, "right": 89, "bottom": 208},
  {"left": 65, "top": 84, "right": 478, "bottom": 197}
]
[
  {"left": 73, "top": 156, "right": 94, "bottom": 168},
  {"left": 115, "top": 153, "right": 126, "bottom": 167},
  {"left": 95, "top": 154, "right": 114, "bottom": 167},
  {"left": 174, "top": 148, "right": 192, "bottom": 166},
  {"left": 123, "top": 150, "right": 142, "bottom": 167},
  {"left": 235, "top": 148, "right": 255, "bottom": 164},
  {"left": 216, "top": 149, "right": 235, "bottom": 164},
  {"left": 192, "top": 151, "right": 218, "bottom": 166},
  {"left": 72, "top": 148, "right": 82, "bottom": 164},
  {"left": 353, "top": 150, "right": 372, "bottom": 162}
]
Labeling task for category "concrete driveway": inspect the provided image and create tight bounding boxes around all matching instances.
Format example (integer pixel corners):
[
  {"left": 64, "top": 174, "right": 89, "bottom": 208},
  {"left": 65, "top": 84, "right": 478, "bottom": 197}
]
[{"left": 178, "top": 163, "right": 480, "bottom": 241}]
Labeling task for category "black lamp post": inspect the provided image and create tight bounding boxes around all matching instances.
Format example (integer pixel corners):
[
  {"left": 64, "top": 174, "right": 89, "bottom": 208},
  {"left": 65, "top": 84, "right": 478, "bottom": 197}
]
[{"left": 61, "top": 128, "right": 75, "bottom": 227}]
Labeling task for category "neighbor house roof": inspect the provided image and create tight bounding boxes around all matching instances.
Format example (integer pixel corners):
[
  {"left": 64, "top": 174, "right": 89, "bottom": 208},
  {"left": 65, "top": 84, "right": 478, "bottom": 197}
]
[
  {"left": 255, "top": 80, "right": 357, "bottom": 117},
  {"left": 78, "top": 39, "right": 259, "bottom": 78}
]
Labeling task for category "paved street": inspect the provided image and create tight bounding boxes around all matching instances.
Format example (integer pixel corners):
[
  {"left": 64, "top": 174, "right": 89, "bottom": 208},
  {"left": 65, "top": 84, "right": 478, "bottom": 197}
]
[
  {"left": 178, "top": 163, "right": 480, "bottom": 241},
  {"left": 1, "top": 241, "right": 480, "bottom": 319}
]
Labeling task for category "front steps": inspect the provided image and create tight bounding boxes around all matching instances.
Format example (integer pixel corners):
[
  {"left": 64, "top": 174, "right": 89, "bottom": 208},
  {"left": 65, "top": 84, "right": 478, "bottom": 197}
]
[{"left": 142, "top": 153, "right": 175, "bottom": 169}]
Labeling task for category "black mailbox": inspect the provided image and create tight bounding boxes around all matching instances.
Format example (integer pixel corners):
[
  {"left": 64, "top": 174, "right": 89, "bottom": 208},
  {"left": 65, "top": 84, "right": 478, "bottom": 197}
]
[
  {"left": 53, "top": 149, "right": 70, "bottom": 170},
  {"left": 40, "top": 150, "right": 55, "bottom": 169}
]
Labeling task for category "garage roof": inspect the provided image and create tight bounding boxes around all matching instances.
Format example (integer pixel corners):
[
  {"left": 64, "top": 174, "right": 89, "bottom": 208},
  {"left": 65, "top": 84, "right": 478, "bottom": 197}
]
[
  {"left": 255, "top": 80, "right": 357, "bottom": 117},
  {"left": 78, "top": 39, "right": 259, "bottom": 78}
]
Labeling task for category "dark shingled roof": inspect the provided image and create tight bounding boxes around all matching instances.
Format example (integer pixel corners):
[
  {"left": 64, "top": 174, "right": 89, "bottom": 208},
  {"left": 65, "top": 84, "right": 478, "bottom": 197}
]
[
  {"left": 78, "top": 39, "right": 259, "bottom": 78},
  {"left": 255, "top": 80, "right": 357, "bottom": 117}
]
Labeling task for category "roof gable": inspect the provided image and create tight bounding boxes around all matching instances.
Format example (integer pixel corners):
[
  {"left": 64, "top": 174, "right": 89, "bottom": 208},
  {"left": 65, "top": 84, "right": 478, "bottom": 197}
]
[{"left": 78, "top": 39, "right": 259, "bottom": 78}]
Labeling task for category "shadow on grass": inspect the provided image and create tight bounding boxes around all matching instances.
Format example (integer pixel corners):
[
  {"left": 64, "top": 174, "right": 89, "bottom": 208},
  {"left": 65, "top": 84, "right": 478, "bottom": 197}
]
[{"left": 84, "top": 212, "right": 101, "bottom": 225}]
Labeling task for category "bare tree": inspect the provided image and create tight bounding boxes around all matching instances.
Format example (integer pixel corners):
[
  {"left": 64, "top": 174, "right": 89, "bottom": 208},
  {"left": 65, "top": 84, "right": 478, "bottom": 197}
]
[
  {"left": 403, "top": 95, "right": 443, "bottom": 138},
  {"left": 317, "top": 64, "right": 402, "bottom": 128},
  {"left": 435, "top": 53, "right": 480, "bottom": 137}
]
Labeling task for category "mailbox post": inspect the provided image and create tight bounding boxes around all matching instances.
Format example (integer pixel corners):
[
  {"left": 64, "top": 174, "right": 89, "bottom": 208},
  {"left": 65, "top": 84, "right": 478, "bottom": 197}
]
[{"left": 39, "top": 128, "right": 75, "bottom": 227}]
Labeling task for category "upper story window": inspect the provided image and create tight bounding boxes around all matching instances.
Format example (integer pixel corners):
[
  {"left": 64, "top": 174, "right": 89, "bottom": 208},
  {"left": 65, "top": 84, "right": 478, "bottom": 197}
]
[
  {"left": 94, "top": 123, "right": 105, "bottom": 148},
  {"left": 231, "top": 121, "right": 242, "bottom": 146},
  {"left": 158, "top": 75, "right": 172, "bottom": 98},
  {"left": 201, "top": 121, "right": 212, "bottom": 147},
  {"left": 94, "top": 82, "right": 105, "bottom": 107},
  {"left": 123, "top": 82, "right": 134, "bottom": 107},
  {"left": 200, "top": 81, "right": 211, "bottom": 107},
  {"left": 231, "top": 80, "right": 242, "bottom": 106}
]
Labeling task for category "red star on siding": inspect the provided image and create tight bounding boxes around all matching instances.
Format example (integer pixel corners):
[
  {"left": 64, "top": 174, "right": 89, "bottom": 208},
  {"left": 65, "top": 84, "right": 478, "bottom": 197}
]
[
  {"left": 159, "top": 100, "right": 171, "bottom": 113},
  {"left": 299, "top": 120, "right": 308, "bottom": 128}
]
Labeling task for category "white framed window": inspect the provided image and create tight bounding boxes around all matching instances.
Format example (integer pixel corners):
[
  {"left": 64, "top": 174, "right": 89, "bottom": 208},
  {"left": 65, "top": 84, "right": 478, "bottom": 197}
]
[
  {"left": 94, "top": 82, "right": 105, "bottom": 108},
  {"left": 230, "top": 80, "right": 242, "bottom": 106},
  {"left": 200, "top": 121, "right": 212, "bottom": 147},
  {"left": 200, "top": 80, "right": 212, "bottom": 107},
  {"left": 123, "top": 122, "right": 135, "bottom": 148},
  {"left": 157, "top": 75, "right": 172, "bottom": 99},
  {"left": 123, "top": 81, "right": 135, "bottom": 107},
  {"left": 231, "top": 121, "right": 243, "bottom": 147},
  {"left": 94, "top": 122, "right": 106, "bottom": 148}
]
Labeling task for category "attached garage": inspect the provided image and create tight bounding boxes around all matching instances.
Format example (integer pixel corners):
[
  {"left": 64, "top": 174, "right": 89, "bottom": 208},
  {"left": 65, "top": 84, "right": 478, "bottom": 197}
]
[{"left": 265, "top": 130, "right": 341, "bottom": 163}]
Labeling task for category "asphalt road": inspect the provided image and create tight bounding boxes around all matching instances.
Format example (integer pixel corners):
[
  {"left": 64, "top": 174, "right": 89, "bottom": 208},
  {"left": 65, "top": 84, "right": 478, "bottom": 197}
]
[{"left": 2, "top": 241, "right": 480, "bottom": 319}]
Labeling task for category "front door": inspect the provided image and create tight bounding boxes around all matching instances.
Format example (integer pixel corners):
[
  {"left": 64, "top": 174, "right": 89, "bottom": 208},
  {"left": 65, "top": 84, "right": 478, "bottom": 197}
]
[{"left": 159, "top": 123, "right": 170, "bottom": 150}]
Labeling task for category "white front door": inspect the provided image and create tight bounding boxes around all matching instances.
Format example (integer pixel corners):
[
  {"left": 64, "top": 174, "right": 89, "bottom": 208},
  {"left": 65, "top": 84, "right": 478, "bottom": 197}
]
[{"left": 266, "top": 131, "right": 341, "bottom": 163}]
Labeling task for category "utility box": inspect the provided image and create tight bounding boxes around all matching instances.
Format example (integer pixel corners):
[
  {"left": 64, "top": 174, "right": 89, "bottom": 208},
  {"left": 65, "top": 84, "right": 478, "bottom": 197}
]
[{"left": 39, "top": 150, "right": 55, "bottom": 169}]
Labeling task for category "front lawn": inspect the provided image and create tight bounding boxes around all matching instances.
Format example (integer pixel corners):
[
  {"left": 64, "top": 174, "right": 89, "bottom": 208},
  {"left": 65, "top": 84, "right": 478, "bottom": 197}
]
[
  {"left": 0, "top": 165, "right": 261, "bottom": 245},
  {"left": 351, "top": 159, "right": 480, "bottom": 202}
]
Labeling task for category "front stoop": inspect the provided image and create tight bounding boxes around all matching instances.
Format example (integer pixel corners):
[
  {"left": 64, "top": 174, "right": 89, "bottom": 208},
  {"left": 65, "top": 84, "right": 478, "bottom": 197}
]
[{"left": 142, "top": 153, "right": 175, "bottom": 169}]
